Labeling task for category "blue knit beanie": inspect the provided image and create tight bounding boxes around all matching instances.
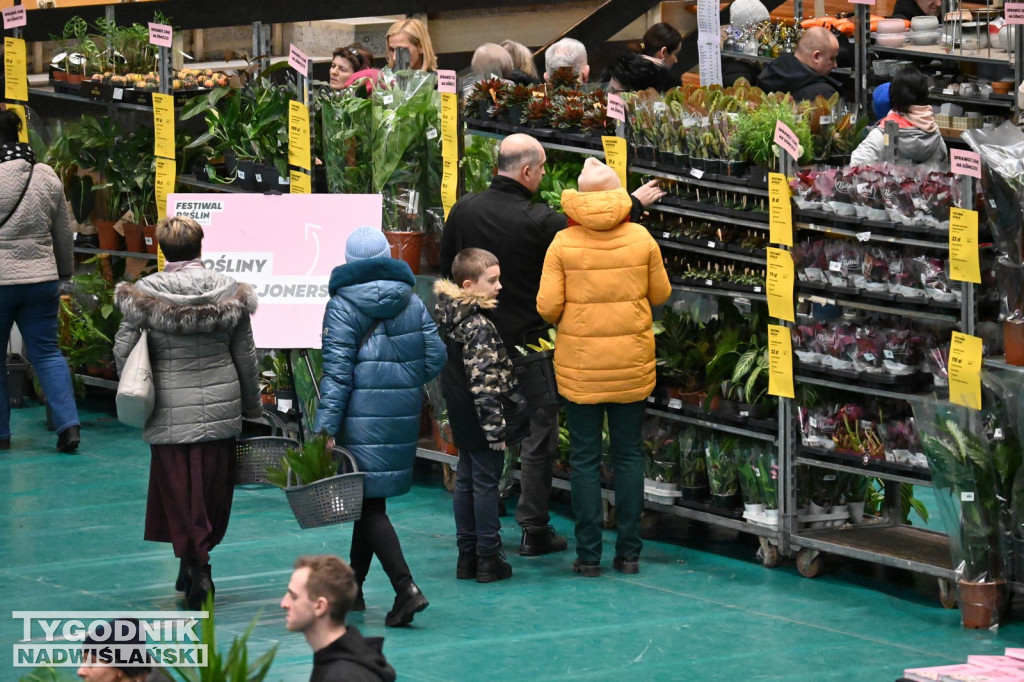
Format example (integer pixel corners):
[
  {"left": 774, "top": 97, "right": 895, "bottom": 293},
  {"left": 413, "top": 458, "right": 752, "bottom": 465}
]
[
  {"left": 872, "top": 82, "right": 891, "bottom": 122},
  {"left": 345, "top": 226, "right": 391, "bottom": 262}
]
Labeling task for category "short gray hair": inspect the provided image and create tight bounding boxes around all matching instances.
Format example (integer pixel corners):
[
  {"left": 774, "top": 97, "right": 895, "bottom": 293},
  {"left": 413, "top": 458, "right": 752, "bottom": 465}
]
[{"left": 545, "top": 38, "right": 587, "bottom": 76}]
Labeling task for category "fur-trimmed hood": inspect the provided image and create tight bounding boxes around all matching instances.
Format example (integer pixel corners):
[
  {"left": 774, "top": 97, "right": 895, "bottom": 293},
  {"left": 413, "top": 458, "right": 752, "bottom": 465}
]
[
  {"left": 328, "top": 257, "right": 416, "bottom": 321},
  {"left": 433, "top": 279, "right": 497, "bottom": 342},
  {"left": 115, "top": 269, "right": 257, "bottom": 334}
]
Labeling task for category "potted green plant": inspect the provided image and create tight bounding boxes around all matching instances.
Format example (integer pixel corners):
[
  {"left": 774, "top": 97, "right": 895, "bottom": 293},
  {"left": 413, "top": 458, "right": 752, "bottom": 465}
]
[
  {"left": 266, "top": 434, "right": 365, "bottom": 529},
  {"left": 678, "top": 426, "right": 709, "bottom": 501},
  {"left": 653, "top": 306, "right": 711, "bottom": 400},
  {"left": 737, "top": 444, "right": 764, "bottom": 515},
  {"left": 320, "top": 86, "right": 373, "bottom": 194},
  {"left": 171, "top": 598, "right": 277, "bottom": 682},
  {"left": 757, "top": 452, "right": 779, "bottom": 521},
  {"left": 705, "top": 435, "right": 740, "bottom": 509},
  {"left": 261, "top": 352, "right": 294, "bottom": 413}
]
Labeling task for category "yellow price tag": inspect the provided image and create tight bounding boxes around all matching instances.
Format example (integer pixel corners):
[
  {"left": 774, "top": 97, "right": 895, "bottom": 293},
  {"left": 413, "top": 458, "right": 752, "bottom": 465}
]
[
  {"left": 288, "top": 100, "right": 311, "bottom": 171},
  {"left": 5, "top": 104, "right": 28, "bottom": 143},
  {"left": 155, "top": 157, "right": 176, "bottom": 221},
  {"left": 4, "top": 37, "right": 28, "bottom": 102},
  {"left": 290, "top": 170, "right": 311, "bottom": 194},
  {"left": 949, "top": 207, "right": 980, "bottom": 284},
  {"left": 767, "top": 324, "right": 795, "bottom": 399},
  {"left": 768, "top": 172, "right": 792, "bottom": 247},
  {"left": 766, "top": 247, "right": 795, "bottom": 322},
  {"left": 442, "top": 157, "right": 458, "bottom": 220},
  {"left": 948, "top": 331, "right": 983, "bottom": 410},
  {"left": 601, "top": 136, "right": 628, "bottom": 190},
  {"left": 152, "top": 93, "right": 176, "bottom": 160}
]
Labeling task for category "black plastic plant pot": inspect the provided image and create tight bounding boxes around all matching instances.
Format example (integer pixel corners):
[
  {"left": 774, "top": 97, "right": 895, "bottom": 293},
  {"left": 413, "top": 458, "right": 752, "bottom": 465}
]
[
  {"left": 748, "top": 165, "right": 770, "bottom": 188},
  {"left": 255, "top": 163, "right": 281, "bottom": 192},
  {"left": 680, "top": 485, "right": 710, "bottom": 502},
  {"left": 711, "top": 493, "right": 741, "bottom": 510},
  {"left": 235, "top": 160, "right": 258, "bottom": 191}
]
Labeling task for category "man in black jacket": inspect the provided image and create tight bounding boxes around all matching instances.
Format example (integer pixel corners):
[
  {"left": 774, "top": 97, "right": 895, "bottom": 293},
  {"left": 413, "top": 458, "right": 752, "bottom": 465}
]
[
  {"left": 440, "top": 133, "right": 664, "bottom": 557},
  {"left": 282, "top": 555, "right": 396, "bottom": 682},
  {"left": 758, "top": 26, "right": 841, "bottom": 102}
]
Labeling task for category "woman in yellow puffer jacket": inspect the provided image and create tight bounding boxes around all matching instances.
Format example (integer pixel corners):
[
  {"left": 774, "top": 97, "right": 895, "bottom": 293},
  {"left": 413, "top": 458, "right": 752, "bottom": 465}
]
[{"left": 537, "top": 157, "right": 671, "bottom": 577}]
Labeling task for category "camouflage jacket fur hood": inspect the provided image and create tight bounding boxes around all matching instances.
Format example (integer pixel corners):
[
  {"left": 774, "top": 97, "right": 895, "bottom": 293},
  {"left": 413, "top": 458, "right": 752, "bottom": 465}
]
[
  {"left": 113, "top": 268, "right": 262, "bottom": 444},
  {"left": 433, "top": 279, "right": 520, "bottom": 446}
]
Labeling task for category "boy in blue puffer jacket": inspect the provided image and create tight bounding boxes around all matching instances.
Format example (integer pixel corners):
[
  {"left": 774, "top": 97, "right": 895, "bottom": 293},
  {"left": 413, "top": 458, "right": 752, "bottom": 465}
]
[{"left": 314, "top": 226, "right": 446, "bottom": 628}]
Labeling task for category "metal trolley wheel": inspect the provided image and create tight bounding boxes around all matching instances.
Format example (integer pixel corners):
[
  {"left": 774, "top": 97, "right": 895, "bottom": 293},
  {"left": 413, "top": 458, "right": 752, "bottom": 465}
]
[
  {"left": 938, "top": 578, "right": 958, "bottom": 609},
  {"left": 758, "top": 537, "right": 781, "bottom": 568},
  {"left": 796, "top": 548, "right": 824, "bottom": 578}
]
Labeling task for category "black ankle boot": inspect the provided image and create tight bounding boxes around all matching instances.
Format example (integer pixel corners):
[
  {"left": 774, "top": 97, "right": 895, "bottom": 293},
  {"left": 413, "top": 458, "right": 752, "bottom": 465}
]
[
  {"left": 186, "top": 564, "right": 214, "bottom": 611},
  {"left": 385, "top": 583, "right": 428, "bottom": 627},
  {"left": 56, "top": 425, "right": 80, "bottom": 453},
  {"left": 351, "top": 584, "right": 366, "bottom": 612},
  {"left": 476, "top": 552, "right": 512, "bottom": 583},
  {"left": 175, "top": 558, "right": 192, "bottom": 593},
  {"left": 456, "top": 552, "right": 477, "bottom": 580}
]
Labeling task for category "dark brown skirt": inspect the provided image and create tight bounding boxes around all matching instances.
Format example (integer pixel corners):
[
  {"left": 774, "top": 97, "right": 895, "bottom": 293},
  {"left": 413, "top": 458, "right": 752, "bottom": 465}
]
[{"left": 144, "top": 438, "right": 236, "bottom": 564}]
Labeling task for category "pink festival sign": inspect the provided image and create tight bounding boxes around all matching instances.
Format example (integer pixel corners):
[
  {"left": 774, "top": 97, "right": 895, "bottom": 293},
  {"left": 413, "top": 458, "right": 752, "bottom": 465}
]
[{"left": 168, "top": 193, "right": 383, "bottom": 349}]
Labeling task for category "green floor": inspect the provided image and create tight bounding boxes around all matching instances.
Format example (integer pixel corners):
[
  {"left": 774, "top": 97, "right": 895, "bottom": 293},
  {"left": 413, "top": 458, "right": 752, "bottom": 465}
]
[{"left": 2, "top": 400, "right": 1023, "bottom": 681}]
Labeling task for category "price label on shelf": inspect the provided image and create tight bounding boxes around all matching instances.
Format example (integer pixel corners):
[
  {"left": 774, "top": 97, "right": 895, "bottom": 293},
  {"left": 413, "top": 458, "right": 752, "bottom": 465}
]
[
  {"left": 948, "top": 331, "right": 982, "bottom": 410},
  {"left": 601, "top": 136, "right": 628, "bottom": 189},
  {"left": 1005, "top": 3, "right": 1024, "bottom": 24},
  {"left": 288, "top": 100, "right": 311, "bottom": 171},
  {"left": 155, "top": 157, "right": 175, "bottom": 221},
  {"left": 4, "top": 37, "right": 28, "bottom": 103},
  {"left": 951, "top": 150, "right": 982, "bottom": 179},
  {"left": 148, "top": 22, "right": 173, "bottom": 48},
  {"left": 768, "top": 172, "right": 792, "bottom": 246},
  {"left": 773, "top": 120, "right": 800, "bottom": 160},
  {"left": 949, "top": 207, "right": 981, "bottom": 283},
  {"left": 289, "top": 170, "right": 311, "bottom": 194},
  {"left": 152, "top": 93, "right": 175, "bottom": 160},
  {"left": 767, "top": 324, "right": 794, "bottom": 398},
  {"left": 766, "top": 247, "right": 795, "bottom": 322},
  {"left": 3, "top": 6, "right": 26, "bottom": 29},
  {"left": 441, "top": 157, "right": 458, "bottom": 219},
  {"left": 440, "top": 80, "right": 459, "bottom": 218}
]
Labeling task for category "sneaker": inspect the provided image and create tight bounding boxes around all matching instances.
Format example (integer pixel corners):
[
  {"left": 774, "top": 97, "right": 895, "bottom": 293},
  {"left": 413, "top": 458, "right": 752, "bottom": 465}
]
[
  {"left": 519, "top": 526, "right": 568, "bottom": 556},
  {"left": 613, "top": 556, "right": 640, "bottom": 574},
  {"left": 385, "top": 583, "right": 428, "bottom": 627},
  {"left": 476, "top": 552, "right": 512, "bottom": 583},
  {"left": 572, "top": 558, "right": 601, "bottom": 578},
  {"left": 456, "top": 552, "right": 477, "bottom": 580}
]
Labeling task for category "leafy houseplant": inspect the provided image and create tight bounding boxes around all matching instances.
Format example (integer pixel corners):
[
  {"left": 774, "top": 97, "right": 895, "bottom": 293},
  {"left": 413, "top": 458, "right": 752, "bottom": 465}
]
[
  {"left": 537, "top": 152, "right": 583, "bottom": 211},
  {"left": 678, "top": 426, "right": 709, "bottom": 499},
  {"left": 171, "top": 596, "right": 277, "bottom": 682},
  {"left": 265, "top": 434, "right": 338, "bottom": 488},
  {"left": 705, "top": 436, "right": 740, "bottom": 507},
  {"left": 653, "top": 306, "right": 711, "bottom": 393},
  {"left": 320, "top": 87, "right": 373, "bottom": 194}
]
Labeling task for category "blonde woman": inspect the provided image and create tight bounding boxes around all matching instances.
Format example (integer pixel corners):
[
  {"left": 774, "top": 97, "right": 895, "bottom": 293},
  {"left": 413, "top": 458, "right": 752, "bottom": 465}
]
[
  {"left": 386, "top": 18, "right": 437, "bottom": 71},
  {"left": 501, "top": 39, "right": 540, "bottom": 84}
]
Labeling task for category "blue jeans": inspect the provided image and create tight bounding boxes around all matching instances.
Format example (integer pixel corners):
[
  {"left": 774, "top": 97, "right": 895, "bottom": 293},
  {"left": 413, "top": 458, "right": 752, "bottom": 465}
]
[
  {"left": 566, "top": 400, "right": 646, "bottom": 563},
  {"left": 0, "top": 281, "right": 80, "bottom": 439},
  {"left": 453, "top": 447, "right": 504, "bottom": 556}
]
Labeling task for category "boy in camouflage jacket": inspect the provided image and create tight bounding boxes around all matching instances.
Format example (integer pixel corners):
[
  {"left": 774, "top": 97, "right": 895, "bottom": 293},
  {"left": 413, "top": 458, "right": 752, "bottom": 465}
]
[{"left": 434, "top": 248, "right": 528, "bottom": 584}]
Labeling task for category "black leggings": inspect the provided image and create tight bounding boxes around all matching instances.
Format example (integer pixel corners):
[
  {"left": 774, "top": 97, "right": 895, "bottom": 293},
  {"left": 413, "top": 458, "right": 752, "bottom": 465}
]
[{"left": 349, "top": 497, "right": 413, "bottom": 593}]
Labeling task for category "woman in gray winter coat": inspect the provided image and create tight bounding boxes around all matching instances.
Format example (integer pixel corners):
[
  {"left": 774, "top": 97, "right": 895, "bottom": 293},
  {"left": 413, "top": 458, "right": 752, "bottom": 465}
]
[
  {"left": 314, "top": 226, "right": 446, "bottom": 628},
  {"left": 113, "top": 216, "right": 261, "bottom": 610},
  {"left": 0, "top": 110, "right": 80, "bottom": 453}
]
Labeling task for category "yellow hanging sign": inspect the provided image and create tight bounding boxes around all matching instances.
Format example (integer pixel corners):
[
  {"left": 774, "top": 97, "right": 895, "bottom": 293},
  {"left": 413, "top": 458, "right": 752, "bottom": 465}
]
[
  {"left": 766, "top": 247, "right": 795, "bottom": 322},
  {"left": 949, "top": 207, "right": 981, "bottom": 284},
  {"left": 288, "top": 100, "right": 311, "bottom": 171},
  {"left": 155, "top": 157, "right": 176, "bottom": 221},
  {"left": 767, "top": 324, "right": 795, "bottom": 399},
  {"left": 768, "top": 172, "right": 793, "bottom": 246},
  {"left": 601, "top": 136, "right": 628, "bottom": 189},
  {"left": 440, "top": 90, "right": 459, "bottom": 219},
  {"left": 290, "top": 170, "right": 311, "bottom": 194},
  {"left": 4, "top": 37, "right": 28, "bottom": 102},
  {"left": 948, "top": 331, "right": 983, "bottom": 410},
  {"left": 152, "top": 93, "right": 176, "bottom": 160},
  {"left": 5, "top": 104, "right": 28, "bottom": 143}
]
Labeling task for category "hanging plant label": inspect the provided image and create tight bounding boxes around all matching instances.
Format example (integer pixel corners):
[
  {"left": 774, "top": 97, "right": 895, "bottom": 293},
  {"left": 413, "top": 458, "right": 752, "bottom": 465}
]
[
  {"left": 950, "top": 150, "right": 982, "bottom": 179},
  {"left": 773, "top": 120, "right": 800, "bottom": 160},
  {"left": 148, "top": 23, "right": 173, "bottom": 48},
  {"left": 2, "top": 6, "right": 26, "bottom": 29},
  {"left": 961, "top": 492, "right": 975, "bottom": 502},
  {"left": 288, "top": 43, "right": 309, "bottom": 76}
]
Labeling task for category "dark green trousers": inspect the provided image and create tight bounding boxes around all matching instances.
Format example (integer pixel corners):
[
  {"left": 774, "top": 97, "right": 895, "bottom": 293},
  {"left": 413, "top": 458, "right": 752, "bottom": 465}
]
[{"left": 565, "top": 400, "right": 647, "bottom": 563}]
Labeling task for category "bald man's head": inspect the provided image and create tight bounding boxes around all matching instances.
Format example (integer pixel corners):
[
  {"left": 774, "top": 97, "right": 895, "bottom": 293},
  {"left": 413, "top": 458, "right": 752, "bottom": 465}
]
[
  {"left": 497, "top": 133, "right": 547, "bottom": 193},
  {"left": 795, "top": 26, "right": 839, "bottom": 76}
]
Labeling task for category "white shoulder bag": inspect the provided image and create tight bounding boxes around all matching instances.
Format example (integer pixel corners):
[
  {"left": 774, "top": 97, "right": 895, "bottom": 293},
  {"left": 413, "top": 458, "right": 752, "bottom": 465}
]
[{"left": 116, "top": 329, "right": 155, "bottom": 428}]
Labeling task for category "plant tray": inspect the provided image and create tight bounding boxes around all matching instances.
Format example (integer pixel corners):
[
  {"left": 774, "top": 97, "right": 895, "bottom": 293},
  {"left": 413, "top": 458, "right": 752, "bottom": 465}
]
[
  {"left": 795, "top": 362, "right": 935, "bottom": 391},
  {"left": 743, "top": 510, "right": 780, "bottom": 528},
  {"left": 675, "top": 496, "right": 744, "bottom": 520}
]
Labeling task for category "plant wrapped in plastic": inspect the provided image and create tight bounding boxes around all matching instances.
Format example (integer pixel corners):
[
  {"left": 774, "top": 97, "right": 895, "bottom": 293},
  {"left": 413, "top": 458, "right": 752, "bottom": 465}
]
[
  {"left": 963, "top": 121, "right": 1024, "bottom": 263},
  {"left": 320, "top": 86, "right": 373, "bottom": 194},
  {"left": 737, "top": 441, "right": 764, "bottom": 506},
  {"left": 705, "top": 435, "right": 739, "bottom": 497},
  {"left": 757, "top": 450, "right": 779, "bottom": 510},
  {"left": 678, "top": 426, "right": 708, "bottom": 489},
  {"left": 913, "top": 373, "right": 1022, "bottom": 585},
  {"left": 373, "top": 69, "right": 440, "bottom": 232}
]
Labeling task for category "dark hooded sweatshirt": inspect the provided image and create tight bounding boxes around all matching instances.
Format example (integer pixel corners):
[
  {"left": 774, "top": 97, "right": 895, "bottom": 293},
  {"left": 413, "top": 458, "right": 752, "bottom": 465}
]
[
  {"left": 757, "top": 53, "right": 841, "bottom": 102},
  {"left": 310, "top": 626, "right": 396, "bottom": 682}
]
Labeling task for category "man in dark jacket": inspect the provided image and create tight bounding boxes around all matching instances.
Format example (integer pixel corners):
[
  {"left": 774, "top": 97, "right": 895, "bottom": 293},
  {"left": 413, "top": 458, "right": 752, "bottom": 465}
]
[
  {"left": 757, "top": 26, "right": 841, "bottom": 102},
  {"left": 890, "top": 0, "right": 940, "bottom": 19},
  {"left": 282, "top": 555, "right": 397, "bottom": 682},
  {"left": 440, "top": 134, "right": 664, "bottom": 558}
]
